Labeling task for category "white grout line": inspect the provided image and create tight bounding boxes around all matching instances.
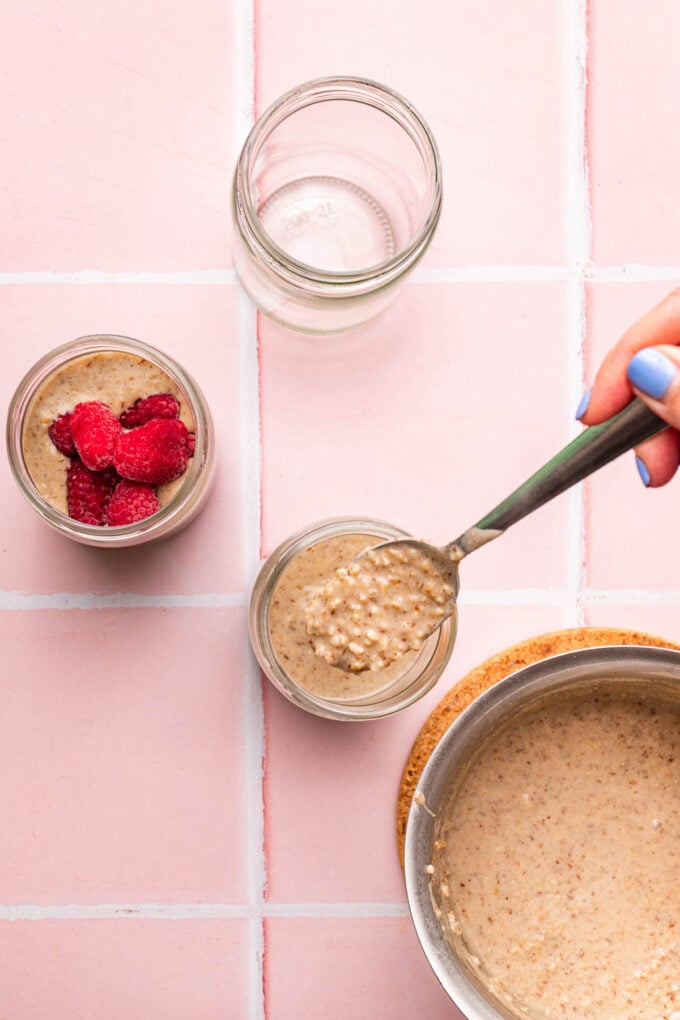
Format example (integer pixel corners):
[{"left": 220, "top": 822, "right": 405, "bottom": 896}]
[
  {"left": 239, "top": 291, "right": 267, "bottom": 1020},
  {"left": 0, "top": 265, "right": 678, "bottom": 286},
  {"left": 588, "top": 264, "right": 680, "bottom": 283},
  {"left": 0, "top": 903, "right": 410, "bottom": 921},
  {"left": 0, "top": 905, "right": 251, "bottom": 921},
  {"left": 0, "top": 270, "right": 236, "bottom": 285},
  {"left": 0, "top": 592, "right": 246, "bottom": 610},
  {"left": 563, "top": 0, "right": 591, "bottom": 628},
  {"left": 411, "top": 266, "right": 572, "bottom": 283},
  {"left": 261, "top": 902, "right": 410, "bottom": 919},
  {"left": 2, "top": 588, "right": 680, "bottom": 610},
  {"left": 233, "top": 0, "right": 265, "bottom": 1011}
]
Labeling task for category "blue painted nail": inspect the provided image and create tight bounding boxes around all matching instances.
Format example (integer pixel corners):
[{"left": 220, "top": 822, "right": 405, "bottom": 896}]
[
  {"left": 627, "top": 348, "right": 677, "bottom": 400},
  {"left": 575, "top": 388, "right": 591, "bottom": 420},
  {"left": 636, "top": 455, "right": 651, "bottom": 487}
]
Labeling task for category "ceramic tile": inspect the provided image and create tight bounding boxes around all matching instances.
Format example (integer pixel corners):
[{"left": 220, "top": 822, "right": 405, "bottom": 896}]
[
  {"left": 255, "top": 0, "right": 567, "bottom": 266},
  {"left": 583, "top": 603, "right": 680, "bottom": 641},
  {"left": 584, "top": 283, "right": 680, "bottom": 590},
  {"left": 0, "top": 284, "right": 243, "bottom": 595},
  {"left": 260, "top": 281, "right": 572, "bottom": 592},
  {"left": 265, "top": 917, "right": 460, "bottom": 1019},
  {"left": 589, "top": 0, "right": 680, "bottom": 263},
  {"left": 0, "top": 0, "right": 236, "bottom": 271},
  {"left": 0, "top": 919, "right": 249, "bottom": 1019},
  {"left": 0, "top": 608, "right": 247, "bottom": 903},
  {"left": 263, "top": 604, "right": 566, "bottom": 904}
]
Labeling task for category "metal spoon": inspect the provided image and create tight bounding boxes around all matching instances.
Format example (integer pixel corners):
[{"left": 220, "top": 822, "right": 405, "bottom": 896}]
[
  {"left": 304, "top": 399, "right": 667, "bottom": 672},
  {"left": 380, "top": 397, "right": 666, "bottom": 606}
]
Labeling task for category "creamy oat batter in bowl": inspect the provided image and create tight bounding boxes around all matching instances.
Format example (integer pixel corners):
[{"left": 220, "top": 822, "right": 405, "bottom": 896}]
[
  {"left": 405, "top": 645, "right": 680, "bottom": 1020},
  {"left": 248, "top": 517, "right": 457, "bottom": 720},
  {"left": 7, "top": 335, "right": 215, "bottom": 546}
]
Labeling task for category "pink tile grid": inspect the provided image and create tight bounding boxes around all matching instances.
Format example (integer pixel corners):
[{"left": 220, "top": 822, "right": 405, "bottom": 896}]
[
  {"left": 0, "top": 284, "right": 244, "bottom": 596},
  {"left": 0, "top": 919, "right": 249, "bottom": 1020},
  {"left": 2, "top": 0, "right": 680, "bottom": 1018},
  {"left": 265, "top": 917, "right": 460, "bottom": 1019}
]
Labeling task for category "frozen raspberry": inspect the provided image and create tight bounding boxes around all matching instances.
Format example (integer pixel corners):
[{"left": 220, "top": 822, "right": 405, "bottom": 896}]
[
  {"left": 119, "top": 393, "right": 180, "bottom": 428},
  {"left": 66, "top": 460, "right": 118, "bottom": 526},
  {"left": 70, "top": 400, "right": 122, "bottom": 471},
  {"left": 114, "top": 418, "right": 190, "bottom": 485},
  {"left": 107, "top": 479, "right": 160, "bottom": 526},
  {"left": 48, "top": 412, "right": 76, "bottom": 457}
]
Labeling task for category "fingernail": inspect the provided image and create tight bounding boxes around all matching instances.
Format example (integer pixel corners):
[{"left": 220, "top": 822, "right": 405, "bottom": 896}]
[
  {"left": 627, "top": 348, "right": 677, "bottom": 400},
  {"left": 635, "top": 455, "right": 651, "bottom": 487},
  {"left": 575, "top": 388, "right": 591, "bottom": 420}
]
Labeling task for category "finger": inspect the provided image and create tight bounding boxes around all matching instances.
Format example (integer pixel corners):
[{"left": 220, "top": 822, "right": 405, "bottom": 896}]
[
  {"left": 578, "top": 288, "right": 680, "bottom": 425},
  {"left": 633, "top": 429, "right": 680, "bottom": 488},
  {"left": 627, "top": 344, "right": 680, "bottom": 433}
]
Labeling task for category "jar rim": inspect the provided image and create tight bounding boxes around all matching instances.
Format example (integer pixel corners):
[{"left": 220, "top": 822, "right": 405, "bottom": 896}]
[
  {"left": 6, "top": 334, "right": 213, "bottom": 545},
  {"left": 233, "top": 76, "right": 443, "bottom": 293}
]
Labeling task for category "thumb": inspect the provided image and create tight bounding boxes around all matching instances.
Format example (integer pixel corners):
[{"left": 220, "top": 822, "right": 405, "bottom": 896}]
[{"left": 626, "top": 345, "right": 680, "bottom": 430}]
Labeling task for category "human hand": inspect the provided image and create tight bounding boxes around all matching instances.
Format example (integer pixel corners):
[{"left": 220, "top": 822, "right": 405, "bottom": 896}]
[{"left": 576, "top": 289, "right": 680, "bottom": 487}]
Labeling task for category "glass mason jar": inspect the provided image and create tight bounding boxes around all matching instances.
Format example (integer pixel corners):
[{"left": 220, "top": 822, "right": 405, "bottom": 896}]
[
  {"left": 6, "top": 334, "right": 215, "bottom": 547},
  {"left": 249, "top": 517, "right": 456, "bottom": 720},
  {"left": 232, "top": 77, "right": 442, "bottom": 334}
]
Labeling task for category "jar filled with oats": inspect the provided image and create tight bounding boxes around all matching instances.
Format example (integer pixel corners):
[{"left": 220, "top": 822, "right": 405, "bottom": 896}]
[{"left": 248, "top": 516, "right": 456, "bottom": 720}]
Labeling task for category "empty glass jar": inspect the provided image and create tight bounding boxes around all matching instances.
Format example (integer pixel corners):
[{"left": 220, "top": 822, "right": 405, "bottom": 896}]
[{"left": 233, "top": 77, "right": 442, "bottom": 334}]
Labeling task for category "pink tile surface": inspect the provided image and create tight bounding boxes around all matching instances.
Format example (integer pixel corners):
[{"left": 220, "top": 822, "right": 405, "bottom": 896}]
[
  {"left": 583, "top": 603, "right": 680, "bottom": 639},
  {"left": 589, "top": 0, "right": 680, "bottom": 264},
  {"left": 265, "top": 917, "right": 460, "bottom": 1019},
  {"left": 0, "top": 1, "right": 235, "bottom": 271},
  {"left": 256, "top": 0, "right": 567, "bottom": 266},
  {"left": 0, "top": 608, "right": 247, "bottom": 903},
  {"left": 3, "top": 2, "right": 680, "bottom": 1017},
  {"left": 585, "top": 283, "right": 679, "bottom": 590},
  {"left": 0, "top": 285, "right": 243, "bottom": 594},
  {"left": 0, "top": 919, "right": 249, "bottom": 1019},
  {"left": 260, "top": 282, "right": 572, "bottom": 592}
]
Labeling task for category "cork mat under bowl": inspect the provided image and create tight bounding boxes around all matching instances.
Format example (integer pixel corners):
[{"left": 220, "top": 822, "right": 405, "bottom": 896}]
[{"left": 397, "top": 626, "right": 680, "bottom": 867}]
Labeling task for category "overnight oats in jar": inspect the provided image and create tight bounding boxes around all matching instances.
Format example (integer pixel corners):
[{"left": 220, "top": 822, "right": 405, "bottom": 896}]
[
  {"left": 7, "top": 335, "right": 215, "bottom": 546},
  {"left": 248, "top": 517, "right": 456, "bottom": 720}
]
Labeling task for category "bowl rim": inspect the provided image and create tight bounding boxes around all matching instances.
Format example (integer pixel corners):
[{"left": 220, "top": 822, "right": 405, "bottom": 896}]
[{"left": 404, "top": 643, "right": 680, "bottom": 1020}]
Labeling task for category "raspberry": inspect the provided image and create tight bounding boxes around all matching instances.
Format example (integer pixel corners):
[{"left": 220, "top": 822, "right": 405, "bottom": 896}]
[
  {"left": 48, "top": 412, "right": 76, "bottom": 457},
  {"left": 120, "top": 393, "right": 180, "bottom": 428},
  {"left": 114, "top": 418, "right": 190, "bottom": 485},
  {"left": 107, "top": 479, "right": 160, "bottom": 526},
  {"left": 70, "top": 400, "right": 122, "bottom": 471},
  {"left": 66, "top": 460, "right": 118, "bottom": 526},
  {"left": 187, "top": 433, "right": 195, "bottom": 457}
]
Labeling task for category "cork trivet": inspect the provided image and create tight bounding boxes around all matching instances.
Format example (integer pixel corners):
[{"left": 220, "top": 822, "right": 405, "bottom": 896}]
[{"left": 397, "top": 627, "right": 680, "bottom": 867}]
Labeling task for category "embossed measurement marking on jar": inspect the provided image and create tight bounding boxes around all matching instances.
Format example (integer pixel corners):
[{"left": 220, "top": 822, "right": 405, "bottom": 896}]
[{"left": 258, "top": 176, "right": 396, "bottom": 272}]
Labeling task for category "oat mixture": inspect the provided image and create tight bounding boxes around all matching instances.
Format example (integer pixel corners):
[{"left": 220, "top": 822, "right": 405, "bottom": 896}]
[
  {"left": 302, "top": 542, "right": 455, "bottom": 672},
  {"left": 433, "top": 692, "right": 680, "bottom": 1019},
  {"left": 23, "top": 351, "right": 194, "bottom": 513},
  {"left": 269, "top": 533, "right": 418, "bottom": 699}
]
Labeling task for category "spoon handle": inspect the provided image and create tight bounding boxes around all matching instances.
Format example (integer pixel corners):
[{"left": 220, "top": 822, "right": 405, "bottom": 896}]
[{"left": 452, "top": 399, "right": 666, "bottom": 558}]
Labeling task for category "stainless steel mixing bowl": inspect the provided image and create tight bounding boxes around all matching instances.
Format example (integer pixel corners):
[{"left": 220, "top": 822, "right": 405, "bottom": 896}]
[{"left": 404, "top": 644, "right": 680, "bottom": 1019}]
